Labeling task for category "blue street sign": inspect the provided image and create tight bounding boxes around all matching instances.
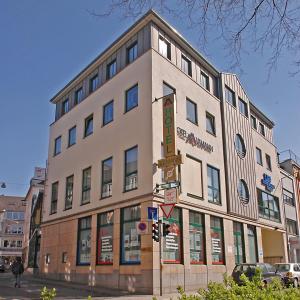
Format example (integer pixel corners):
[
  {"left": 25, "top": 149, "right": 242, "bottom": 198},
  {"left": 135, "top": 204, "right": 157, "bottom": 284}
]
[{"left": 148, "top": 207, "right": 158, "bottom": 221}]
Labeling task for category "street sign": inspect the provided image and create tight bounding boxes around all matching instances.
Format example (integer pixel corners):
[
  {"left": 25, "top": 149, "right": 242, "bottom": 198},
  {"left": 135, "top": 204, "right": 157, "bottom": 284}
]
[
  {"left": 160, "top": 203, "right": 175, "bottom": 219},
  {"left": 157, "top": 154, "right": 182, "bottom": 169},
  {"left": 136, "top": 221, "right": 148, "bottom": 234},
  {"left": 164, "top": 188, "right": 177, "bottom": 204},
  {"left": 147, "top": 207, "right": 158, "bottom": 221},
  {"left": 159, "top": 181, "right": 180, "bottom": 190}
]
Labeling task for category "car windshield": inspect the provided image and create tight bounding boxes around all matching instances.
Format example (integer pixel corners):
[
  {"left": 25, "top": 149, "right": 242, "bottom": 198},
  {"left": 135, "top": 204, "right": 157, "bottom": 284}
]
[{"left": 275, "top": 264, "right": 290, "bottom": 272}]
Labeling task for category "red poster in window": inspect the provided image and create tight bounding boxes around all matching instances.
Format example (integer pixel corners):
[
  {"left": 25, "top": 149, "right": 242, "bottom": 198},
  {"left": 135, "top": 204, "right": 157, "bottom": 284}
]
[{"left": 97, "top": 226, "right": 113, "bottom": 265}]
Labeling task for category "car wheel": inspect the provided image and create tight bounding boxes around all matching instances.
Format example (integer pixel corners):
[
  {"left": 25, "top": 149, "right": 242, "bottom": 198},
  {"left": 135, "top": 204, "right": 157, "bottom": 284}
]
[{"left": 293, "top": 278, "right": 298, "bottom": 288}]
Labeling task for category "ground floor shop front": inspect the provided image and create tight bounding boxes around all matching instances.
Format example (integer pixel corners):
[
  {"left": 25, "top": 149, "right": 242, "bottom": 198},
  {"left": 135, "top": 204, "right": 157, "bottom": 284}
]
[{"left": 39, "top": 200, "right": 288, "bottom": 294}]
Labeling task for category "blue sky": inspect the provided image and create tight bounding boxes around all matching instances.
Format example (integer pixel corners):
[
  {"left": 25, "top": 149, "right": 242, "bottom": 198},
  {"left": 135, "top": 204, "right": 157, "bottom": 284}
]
[{"left": 0, "top": 0, "right": 299, "bottom": 196}]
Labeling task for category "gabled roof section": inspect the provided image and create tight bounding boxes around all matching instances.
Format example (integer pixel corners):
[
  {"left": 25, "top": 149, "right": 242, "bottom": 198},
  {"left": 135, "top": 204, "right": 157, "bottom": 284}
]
[
  {"left": 222, "top": 72, "right": 275, "bottom": 128},
  {"left": 50, "top": 9, "right": 219, "bottom": 104}
]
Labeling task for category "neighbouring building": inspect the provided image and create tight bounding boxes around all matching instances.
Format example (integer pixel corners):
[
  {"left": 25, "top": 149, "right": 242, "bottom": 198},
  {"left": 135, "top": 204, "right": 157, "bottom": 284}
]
[
  {"left": 40, "top": 10, "right": 290, "bottom": 294},
  {"left": 280, "top": 150, "right": 300, "bottom": 262},
  {"left": 23, "top": 167, "right": 46, "bottom": 272},
  {"left": 0, "top": 196, "right": 25, "bottom": 263}
]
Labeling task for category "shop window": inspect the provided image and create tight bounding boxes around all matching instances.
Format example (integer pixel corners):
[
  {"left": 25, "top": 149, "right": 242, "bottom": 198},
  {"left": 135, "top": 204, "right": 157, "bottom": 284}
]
[
  {"left": 210, "top": 216, "right": 224, "bottom": 264},
  {"left": 189, "top": 211, "right": 205, "bottom": 264},
  {"left": 247, "top": 225, "right": 258, "bottom": 263},
  {"left": 97, "top": 211, "right": 114, "bottom": 265},
  {"left": 163, "top": 207, "right": 182, "bottom": 263},
  {"left": 121, "top": 205, "right": 141, "bottom": 264},
  {"left": 233, "top": 222, "right": 245, "bottom": 264},
  {"left": 77, "top": 216, "right": 91, "bottom": 265}
]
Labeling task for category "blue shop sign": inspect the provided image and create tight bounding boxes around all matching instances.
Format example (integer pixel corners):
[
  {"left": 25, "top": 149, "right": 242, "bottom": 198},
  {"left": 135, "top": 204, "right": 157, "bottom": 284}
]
[{"left": 261, "top": 174, "right": 275, "bottom": 192}]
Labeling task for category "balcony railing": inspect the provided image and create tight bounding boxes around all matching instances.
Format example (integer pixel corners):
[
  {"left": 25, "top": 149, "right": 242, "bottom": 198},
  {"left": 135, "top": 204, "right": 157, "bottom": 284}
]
[{"left": 279, "top": 149, "right": 300, "bottom": 166}]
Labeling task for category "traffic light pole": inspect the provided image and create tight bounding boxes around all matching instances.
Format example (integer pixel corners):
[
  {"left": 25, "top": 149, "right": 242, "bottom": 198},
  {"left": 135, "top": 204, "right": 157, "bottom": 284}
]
[{"left": 158, "top": 219, "right": 163, "bottom": 297}]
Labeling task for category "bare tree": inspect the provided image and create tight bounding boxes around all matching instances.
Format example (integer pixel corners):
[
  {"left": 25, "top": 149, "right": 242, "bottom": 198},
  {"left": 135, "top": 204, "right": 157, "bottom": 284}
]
[{"left": 89, "top": 0, "right": 300, "bottom": 77}]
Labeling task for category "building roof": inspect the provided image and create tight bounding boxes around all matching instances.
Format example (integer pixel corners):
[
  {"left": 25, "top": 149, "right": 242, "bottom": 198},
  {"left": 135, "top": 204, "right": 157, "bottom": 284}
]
[
  {"left": 50, "top": 9, "right": 219, "bottom": 104},
  {"left": 0, "top": 196, "right": 25, "bottom": 212}
]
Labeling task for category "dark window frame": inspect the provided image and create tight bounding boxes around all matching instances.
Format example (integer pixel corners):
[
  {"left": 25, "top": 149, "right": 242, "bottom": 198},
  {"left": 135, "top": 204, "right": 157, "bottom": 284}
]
[
  {"left": 225, "top": 85, "right": 236, "bottom": 107},
  {"left": 238, "top": 98, "right": 248, "bottom": 117},
  {"left": 181, "top": 54, "right": 192, "bottom": 76},
  {"left": 62, "top": 98, "right": 69, "bottom": 115},
  {"left": 200, "top": 71, "right": 210, "bottom": 91},
  {"left": 50, "top": 181, "right": 58, "bottom": 215},
  {"left": 75, "top": 87, "right": 83, "bottom": 105},
  {"left": 76, "top": 216, "right": 92, "bottom": 266},
  {"left": 210, "top": 216, "right": 225, "bottom": 265},
  {"left": 233, "top": 222, "right": 245, "bottom": 264},
  {"left": 68, "top": 126, "right": 76, "bottom": 147},
  {"left": 257, "top": 188, "right": 281, "bottom": 222},
  {"left": 247, "top": 225, "right": 258, "bottom": 263},
  {"left": 65, "top": 175, "right": 74, "bottom": 210},
  {"left": 89, "top": 74, "right": 99, "bottom": 93},
  {"left": 124, "top": 145, "right": 138, "bottom": 192},
  {"left": 186, "top": 98, "right": 198, "bottom": 125},
  {"left": 251, "top": 115, "right": 257, "bottom": 129},
  {"left": 283, "top": 188, "right": 295, "bottom": 206},
  {"left": 235, "top": 134, "right": 246, "bottom": 158},
  {"left": 259, "top": 122, "right": 265, "bottom": 136},
  {"left": 126, "top": 41, "right": 138, "bottom": 64},
  {"left": 84, "top": 114, "right": 93, "bottom": 138},
  {"left": 206, "top": 112, "right": 216, "bottom": 136},
  {"left": 102, "top": 100, "right": 114, "bottom": 126},
  {"left": 266, "top": 154, "right": 272, "bottom": 171},
  {"left": 256, "top": 147, "right": 263, "bottom": 165},
  {"left": 101, "top": 157, "right": 113, "bottom": 199},
  {"left": 125, "top": 84, "right": 138, "bottom": 113},
  {"left": 158, "top": 36, "right": 171, "bottom": 60},
  {"left": 207, "top": 165, "right": 221, "bottom": 205},
  {"left": 54, "top": 136, "right": 62, "bottom": 156},
  {"left": 106, "top": 59, "right": 117, "bottom": 80},
  {"left": 81, "top": 167, "right": 91, "bottom": 205},
  {"left": 286, "top": 219, "right": 298, "bottom": 235}
]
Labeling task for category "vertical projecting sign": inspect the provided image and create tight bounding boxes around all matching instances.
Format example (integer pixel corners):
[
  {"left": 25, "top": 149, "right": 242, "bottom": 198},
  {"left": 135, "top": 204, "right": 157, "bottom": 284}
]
[{"left": 163, "top": 94, "right": 176, "bottom": 182}]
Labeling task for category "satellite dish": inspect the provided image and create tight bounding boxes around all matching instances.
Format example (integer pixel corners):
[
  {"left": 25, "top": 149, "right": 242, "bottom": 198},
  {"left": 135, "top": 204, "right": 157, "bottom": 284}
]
[{"left": 1, "top": 182, "right": 6, "bottom": 188}]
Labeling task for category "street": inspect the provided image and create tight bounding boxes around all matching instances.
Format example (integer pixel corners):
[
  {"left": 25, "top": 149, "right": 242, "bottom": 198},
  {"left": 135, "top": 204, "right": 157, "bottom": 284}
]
[{"left": 0, "top": 272, "right": 160, "bottom": 300}]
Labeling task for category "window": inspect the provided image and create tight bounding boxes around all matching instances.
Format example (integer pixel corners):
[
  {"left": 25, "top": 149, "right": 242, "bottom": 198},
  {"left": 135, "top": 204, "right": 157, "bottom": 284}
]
[
  {"left": 163, "top": 207, "right": 182, "bottom": 263},
  {"left": 97, "top": 211, "right": 114, "bottom": 264},
  {"left": 124, "top": 146, "right": 138, "bottom": 191},
  {"left": 65, "top": 175, "right": 73, "bottom": 210},
  {"left": 101, "top": 157, "right": 112, "bottom": 198},
  {"left": 256, "top": 147, "right": 263, "bottom": 165},
  {"left": 233, "top": 222, "right": 245, "bottom": 264},
  {"left": 62, "top": 252, "right": 67, "bottom": 263},
  {"left": 121, "top": 205, "right": 141, "bottom": 264},
  {"left": 54, "top": 136, "right": 61, "bottom": 156},
  {"left": 62, "top": 98, "right": 69, "bottom": 115},
  {"left": 127, "top": 42, "right": 138, "bottom": 63},
  {"left": 235, "top": 134, "right": 246, "bottom": 158},
  {"left": 75, "top": 87, "right": 83, "bottom": 105},
  {"left": 163, "top": 82, "right": 175, "bottom": 96},
  {"left": 81, "top": 167, "right": 91, "bottom": 205},
  {"left": 186, "top": 99, "right": 197, "bottom": 124},
  {"left": 68, "top": 126, "right": 76, "bottom": 147},
  {"left": 247, "top": 225, "right": 258, "bottom": 263},
  {"left": 103, "top": 100, "right": 113, "bottom": 126},
  {"left": 283, "top": 189, "right": 295, "bottom": 206},
  {"left": 200, "top": 72, "right": 209, "bottom": 91},
  {"left": 77, "top": 216, "right": 91, "bottom": 265},
  {"left": 45, "top": 254, "right": 50, "bottom": 264},
  {"left": 287, "top": 219, "right": 298, "bottom": 235},
  {"left": 206, "top": 112, "right": 216, "bottom": 135},
  {"left": 238, "top": 180, "right": 249, "bottom": 204},
  {"left": 17, "top": 240, "right": 22, "bottom": 248},
  {"left": 225, "top": 86, "right": 236, "bottom": 107},
  {"left": 251, "top": 115, "right": 257, "bottom": 129},
  {"left": 84, "top": 115, "right": 93, "bottom": 137},
  {"left": 207, "top": 165, "right": 221, "bottom": 204},
  {"left": 259, "top": 122, "right": 265, "bottom": 136},
  {"left": 50, "top": 182, "right": 58, "bottom": 214},
  {"left": 266, "top": 154, "right": 272, "bottom": 171},
  {"left": 107, "top": 60, "right": 116, "bottom": 79},
  {"left": 158, "top": 36, "right": 171, "bottom": 59},
  {"left": 125, "top": 84, "right": 138, "bottom": 112},
  {"left": 210, "top": 216, "right": 224, "bottom": 264},
  {"left": 189, "top": 211, "right": 205, "bottom": 264},
  {"left": 185, "top": 155, "right": 203, "bottom": 199},
  {"left": 257, "top": 189, "right": 280, "bottom": 222},
  {"left": 89, "top": 74, "right": 99, "bottom": 93},
  {"left": 239, "top": 98, "right": 248, "bottom": 117},
  {"left": 181, "top": 55, "right": 192, "bottom": 76}
]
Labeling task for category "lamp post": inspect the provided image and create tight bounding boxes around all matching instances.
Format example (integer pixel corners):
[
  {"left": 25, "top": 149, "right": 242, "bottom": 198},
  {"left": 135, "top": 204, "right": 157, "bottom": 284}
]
[{"left": 0, "top": 182, "right": 6, "bottom": 189}]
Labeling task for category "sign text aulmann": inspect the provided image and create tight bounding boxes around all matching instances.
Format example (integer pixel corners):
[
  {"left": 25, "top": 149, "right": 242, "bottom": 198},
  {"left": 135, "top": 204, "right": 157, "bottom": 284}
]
[{"left": 177, "top": 127, "right": 214, "bottom": 153}]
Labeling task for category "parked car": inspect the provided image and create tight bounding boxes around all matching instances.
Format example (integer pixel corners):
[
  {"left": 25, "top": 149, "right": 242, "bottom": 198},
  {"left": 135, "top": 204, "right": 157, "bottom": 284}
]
[
  {"left": 274, "top": 263, "right": 300, "bottom": 287},
  {"left": 0, "top": 258, "right": 5, "bottom": 272},
  {"left": 232, "top": 263, "right": 282, "bottom": 285}
]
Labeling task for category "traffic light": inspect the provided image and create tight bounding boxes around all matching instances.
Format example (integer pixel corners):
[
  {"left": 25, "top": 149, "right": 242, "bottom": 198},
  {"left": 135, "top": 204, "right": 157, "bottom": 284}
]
[
  {"left": 155, "top": 183, "right": 160, "bottom": 193},
  {"left": 152, "top": 222, "right": 159, "bottom": 242},
  {"left": 163, "top": 223, "right": 171, "bottom": 236}
]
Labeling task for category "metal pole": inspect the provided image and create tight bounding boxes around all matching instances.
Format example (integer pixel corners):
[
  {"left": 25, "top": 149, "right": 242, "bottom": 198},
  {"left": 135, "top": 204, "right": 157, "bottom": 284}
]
[{"left": 158, "top": 219, "right": 163, "bottom": 296}]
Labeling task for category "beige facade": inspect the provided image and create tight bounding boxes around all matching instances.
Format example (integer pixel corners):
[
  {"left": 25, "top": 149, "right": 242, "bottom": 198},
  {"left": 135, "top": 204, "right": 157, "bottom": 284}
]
[{"left": 40, "top": 10, "right": 290, "bottom": 294}]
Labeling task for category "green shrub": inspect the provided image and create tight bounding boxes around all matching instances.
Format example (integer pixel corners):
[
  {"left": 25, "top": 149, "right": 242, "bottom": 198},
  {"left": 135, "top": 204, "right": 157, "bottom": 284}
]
[
  {"left": 40, "top": 287, "right": 56, "bottom": 300},
  {"left": 177, "top": 270, "right": 300, "bottom": 300}
]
